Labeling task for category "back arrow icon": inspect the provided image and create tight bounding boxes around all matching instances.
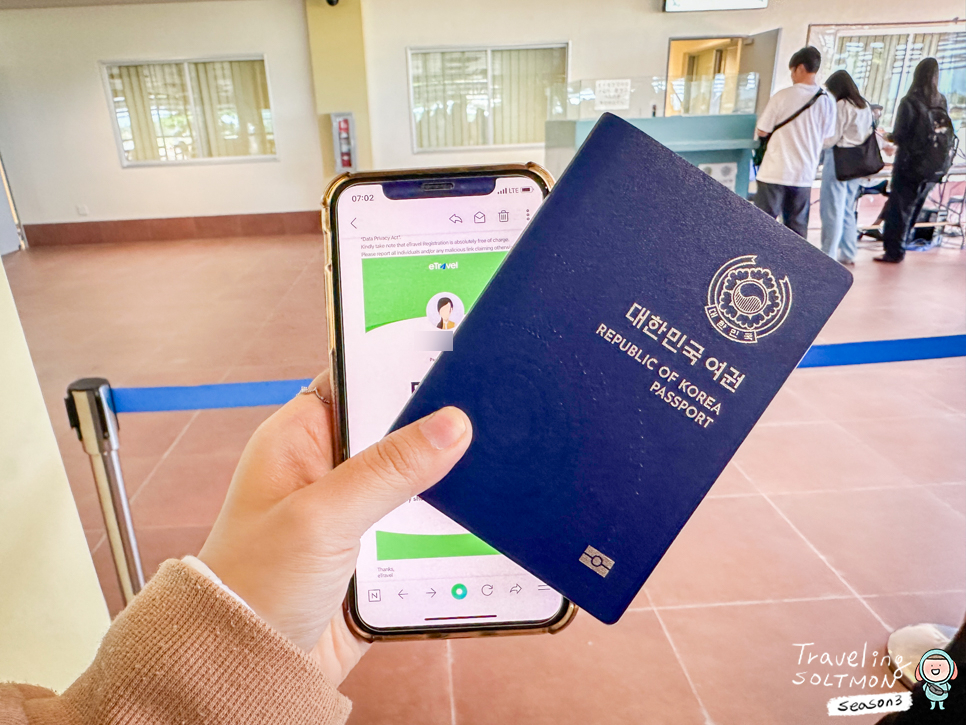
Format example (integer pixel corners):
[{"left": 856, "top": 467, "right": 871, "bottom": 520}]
[
  {"left": 449, "top": 214, "right": 463, "bottom": 223},
  {"left": 426, "top": 588, "right": 436, "bottom": 597},
  {"left": 350, "top": 218, "right": 358, "bottom": 229},
  {"left": 397, "top": 590, "right": 408, "bottom": 599}
]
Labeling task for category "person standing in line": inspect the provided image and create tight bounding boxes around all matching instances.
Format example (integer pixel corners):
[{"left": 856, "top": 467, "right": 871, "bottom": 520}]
[
  {"left": 754, "top": 46, "right": 837, "bottom": 238},
  {"left": 820, "top": 70, "right": 875, "bottom": 266},
  {"left": 877, "top": 58, "right": 953, "bottom": 263}
]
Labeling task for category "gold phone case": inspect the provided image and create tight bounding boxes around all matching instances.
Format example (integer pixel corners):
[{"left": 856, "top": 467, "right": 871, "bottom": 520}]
[{"left": 321, "top": 163, "right": 578, "bottom": 641}]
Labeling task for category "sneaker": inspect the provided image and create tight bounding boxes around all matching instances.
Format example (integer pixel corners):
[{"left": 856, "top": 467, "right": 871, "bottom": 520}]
[
  {"left": 874, "top": 254, "right": 903, "bottom": 263},
  {"left": 886, "top": 623, "right": 956, "bottom": 689}
]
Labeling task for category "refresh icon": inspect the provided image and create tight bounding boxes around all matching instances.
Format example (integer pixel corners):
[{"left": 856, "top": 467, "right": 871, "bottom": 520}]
[{"left": 481, "top": 584, "right": 494, "bottom": 596}]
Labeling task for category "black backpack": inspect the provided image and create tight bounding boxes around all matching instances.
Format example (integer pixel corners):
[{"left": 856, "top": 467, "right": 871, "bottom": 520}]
[{"left": 907, "top": 98, "right": 958, "bottom": 181}]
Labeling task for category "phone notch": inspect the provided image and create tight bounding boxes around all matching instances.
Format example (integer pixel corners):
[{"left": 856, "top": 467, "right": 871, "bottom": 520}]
[
  {"left": 382, "top": 176, "right": 496, "bottom": 200},
  {"left": 421, "top": 181, "right": 455, "bottom": 192}
]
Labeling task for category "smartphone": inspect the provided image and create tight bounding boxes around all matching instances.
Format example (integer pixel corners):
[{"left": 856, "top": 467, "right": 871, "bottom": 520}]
[{"left": 323, "top": 164, "right": 577, "bottom": 640}]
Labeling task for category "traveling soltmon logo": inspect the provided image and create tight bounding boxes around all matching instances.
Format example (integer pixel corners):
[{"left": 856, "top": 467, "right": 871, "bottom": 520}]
[{"left": 705, "top": 255, "right": 792, "bottom": 344}]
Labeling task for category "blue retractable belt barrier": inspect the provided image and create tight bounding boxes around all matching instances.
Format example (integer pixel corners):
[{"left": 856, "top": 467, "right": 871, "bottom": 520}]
[
  {"left": 110, "top": 335, "right": 966, "bottom": 414},
  {"left": 797, "top": 334, "right": 966, "bottom": 368},
  {"left": 112, "top": 379, "right": 314, "bottom": 413}
]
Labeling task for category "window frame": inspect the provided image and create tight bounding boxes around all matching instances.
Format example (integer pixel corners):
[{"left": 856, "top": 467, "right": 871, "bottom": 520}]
[
  {"left": 406, "top": 42, "right": 570, "bottom": 154},
  {"left": 807, "top": 20, "right": 965, "bottom": 130},
  {"left": 100, "top": 54, "right": 280, "bottom": 168}
]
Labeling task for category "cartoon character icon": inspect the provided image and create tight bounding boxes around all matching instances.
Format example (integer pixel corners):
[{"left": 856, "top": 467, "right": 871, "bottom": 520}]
[
  {"left": 916, "top": 648, "right": 958, "bottom": 710},
  {"left": 436, "top": 297, "right": 455, "bottom": 330}
]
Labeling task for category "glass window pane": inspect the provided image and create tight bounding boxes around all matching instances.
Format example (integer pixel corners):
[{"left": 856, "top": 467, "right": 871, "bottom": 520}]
[
  {"left": 833, "top": 34, "right": 906, "bottom": 127},
  {"left": 830, "top": 30, "right": 966, "bottom": 132},
  {"left": 188, "top": 60, "right": 275, "bottom": 158},
  {"left": 411, "top": 50, "right": 489, "bottom": 149},
  {"left": 106, "top": 58, "right": 275, "bottom": 163},
  {"left": 107, "top": 63, "right": 196, "bottom": 162},
  {"left": 934, "top": 33, "right": 966, "bottom": 136},
  {"left": 491, "top": 47, "right": 567, "bottom": 144}
]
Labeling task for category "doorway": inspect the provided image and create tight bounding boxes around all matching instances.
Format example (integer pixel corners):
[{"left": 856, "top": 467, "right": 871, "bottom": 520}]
[{"left": 665, "top": 30, "right": 779, "bottom": 117}]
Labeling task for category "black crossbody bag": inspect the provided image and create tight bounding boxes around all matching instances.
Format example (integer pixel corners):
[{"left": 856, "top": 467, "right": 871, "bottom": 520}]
[
  {"left": 833, "top": 117, "right": 884, "bottom": 181},
  {"left": 753, "top": 90, "right": 825, "bottom": 169}
]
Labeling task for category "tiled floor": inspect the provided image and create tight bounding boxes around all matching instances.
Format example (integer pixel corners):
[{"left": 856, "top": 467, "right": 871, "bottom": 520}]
[{"left": 4, "top": 234, "right": 965, "bottom": 724}]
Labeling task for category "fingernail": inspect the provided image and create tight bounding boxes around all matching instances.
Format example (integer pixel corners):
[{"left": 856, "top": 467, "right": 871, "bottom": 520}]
[{"left": 420, "top": 407, "right": 467, "bottom": 450}]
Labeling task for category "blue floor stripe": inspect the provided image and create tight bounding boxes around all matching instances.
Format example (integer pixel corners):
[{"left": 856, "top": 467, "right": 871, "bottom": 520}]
[{"left": 110, "top": 335, "right": 966, "bottom": 413}]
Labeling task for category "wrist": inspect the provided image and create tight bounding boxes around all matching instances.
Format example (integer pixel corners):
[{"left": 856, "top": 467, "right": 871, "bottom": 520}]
[{"left": 183, "top": 555, "right": 255, "bottom": 613}]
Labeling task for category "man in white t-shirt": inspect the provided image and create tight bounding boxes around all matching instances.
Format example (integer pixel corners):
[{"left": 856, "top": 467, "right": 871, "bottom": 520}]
[{"left": 754, "top": 46, "right": 836, "bottom": 238}]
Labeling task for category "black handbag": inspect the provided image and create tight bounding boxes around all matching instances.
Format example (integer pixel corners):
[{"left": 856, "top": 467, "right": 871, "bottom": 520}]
[
  {"left": 753, "top": 90, "right": 825, "bottom": 169},
  {"left": 833, "top": 121, "right": 884, "bottom": 181}
]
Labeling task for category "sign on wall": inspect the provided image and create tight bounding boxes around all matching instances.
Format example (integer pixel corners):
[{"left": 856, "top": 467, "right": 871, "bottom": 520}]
[
  {"left": 699, "top": 162, "right": 738, "bottom": 193},
  {"left": 664, "top": 0, "right": 768, "bottom": 11},
  {"left": 594, "top": 80, "right": 633, "bottom": 112}
]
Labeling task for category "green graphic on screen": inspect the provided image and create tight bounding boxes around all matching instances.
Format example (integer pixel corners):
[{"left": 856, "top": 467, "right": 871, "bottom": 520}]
[
  {"left": 375, "top": 531, "right": 501, "bottom": 561},
  {"left": 362, "top": 251, "right": 507, "bottom": 332}
]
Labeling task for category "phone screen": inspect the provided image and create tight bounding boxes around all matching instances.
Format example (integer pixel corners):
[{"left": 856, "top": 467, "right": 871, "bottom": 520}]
[{"left": 333, "top": 174, "right": 566, "bottom": 631}]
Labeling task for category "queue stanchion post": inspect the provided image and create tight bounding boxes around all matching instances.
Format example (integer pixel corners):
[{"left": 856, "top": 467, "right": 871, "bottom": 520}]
[{"left": 65, "top": 377, "right": 144, "bottom": 605}]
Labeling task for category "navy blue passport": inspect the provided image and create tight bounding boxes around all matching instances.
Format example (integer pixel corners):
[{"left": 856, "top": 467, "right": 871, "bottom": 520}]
[{"left": 390, "top": 113, "right": 852, "bottom": 624}]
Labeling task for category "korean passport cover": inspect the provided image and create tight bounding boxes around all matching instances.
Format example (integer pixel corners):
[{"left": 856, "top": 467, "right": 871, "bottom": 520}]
[{"left": 389, "top": 113, "right": 853, "bottom": 624}]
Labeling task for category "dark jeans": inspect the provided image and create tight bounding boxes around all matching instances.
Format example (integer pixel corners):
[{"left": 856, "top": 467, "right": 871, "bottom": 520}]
[
  {"left": 754, "top": 181, "right": 811, "bottom": 238},
  {"left": 882, "top": 171, "right": 935, "bottom": 260}
]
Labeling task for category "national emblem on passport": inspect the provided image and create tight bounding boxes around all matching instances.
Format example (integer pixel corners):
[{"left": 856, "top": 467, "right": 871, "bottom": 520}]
[{"left": 705, "top": 254, "right": 793, "bottom": 344}]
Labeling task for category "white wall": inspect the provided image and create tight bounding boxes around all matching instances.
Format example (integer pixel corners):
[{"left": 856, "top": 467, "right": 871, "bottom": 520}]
[
  {"left": 361, "top": 0, "right": 962, "bottom": 170},
  {"left": 0, "top": 258, "right": 110, "bottom": 691},
  {"left": 0, "top": 0, "right": 325, "bottom": 224},
  {"left": 1, "top": 0, "right": 959, "bottom": 222}
]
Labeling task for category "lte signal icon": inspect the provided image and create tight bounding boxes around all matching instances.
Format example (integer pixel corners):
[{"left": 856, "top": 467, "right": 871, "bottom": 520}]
[{"left": 498, "top": 210, "right": 509, "bottom": 222}]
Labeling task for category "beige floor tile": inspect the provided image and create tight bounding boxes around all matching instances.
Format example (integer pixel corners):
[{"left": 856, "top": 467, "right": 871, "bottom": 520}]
[
  {"left": 642, "top": 495, "right": 849, "bottom": 609},
  {"left": 770, "top": 488, "right": 966, "bottom": 597},
  {"left": 129, "top": 450, "right": 239, "bottom": 527},
  {"left": 451, "top": 610, "right": 705, "bottom": 725},
  {"left": 659, "top": 598, "right": 899, "bottom": 725},
  {"left": 733, "top": 420, "right": 912, "bottom": 493},
  {"left": 341, "top": 640, "right": 453, "bottom": 725},
  {"left": 925, "top": 482, "right": 966, "bottom": 517},
  {"left": 862, "top": 591, "right": 966, "bottom": 632},
  {"left": 848, "top": 413, "right": 966, "bottom": 484},
  {"left": 706, "top": 462, "right": 758, "bottom": 497}
]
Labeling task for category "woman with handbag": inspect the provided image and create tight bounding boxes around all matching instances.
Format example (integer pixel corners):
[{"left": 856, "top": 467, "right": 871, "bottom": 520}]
[{"left": 819, "top": 70, "right": 880, "bottom": 266}]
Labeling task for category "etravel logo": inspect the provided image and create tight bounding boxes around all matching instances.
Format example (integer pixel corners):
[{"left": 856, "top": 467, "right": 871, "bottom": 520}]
[{"left": 428, "top": 261, "right": 459, "bottom": 270}]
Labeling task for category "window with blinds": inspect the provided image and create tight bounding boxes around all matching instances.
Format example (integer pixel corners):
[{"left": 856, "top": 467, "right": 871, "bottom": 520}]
[
  {"left": 104, "top": 59, "right": 275, "bottom": 165},
  {"left": 810, "top": 24, "right": 965, "bottom": 133},
  {"left": 409, "top": 46, "right": 567, "bottom": 150}
]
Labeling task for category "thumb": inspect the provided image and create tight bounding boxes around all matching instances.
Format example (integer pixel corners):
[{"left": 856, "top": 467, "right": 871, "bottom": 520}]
[{"left": 305, "top": 407, "right": 472, "bottom": 540}]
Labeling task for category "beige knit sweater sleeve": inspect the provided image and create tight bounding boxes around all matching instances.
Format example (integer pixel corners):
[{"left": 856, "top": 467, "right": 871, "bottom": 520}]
[{"left": 0, "top": 560, "right": 352, "bottom": 725}]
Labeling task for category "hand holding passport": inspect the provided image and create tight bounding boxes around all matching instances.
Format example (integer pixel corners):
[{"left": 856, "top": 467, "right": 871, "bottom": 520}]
[{"left": 390, "top": 113, "right": 852, "bottom": 624}]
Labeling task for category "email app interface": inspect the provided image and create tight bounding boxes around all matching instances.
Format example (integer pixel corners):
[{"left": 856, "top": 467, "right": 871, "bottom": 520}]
[{"left": 336, "top": 177, "right": 564, "bottom": 629}]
